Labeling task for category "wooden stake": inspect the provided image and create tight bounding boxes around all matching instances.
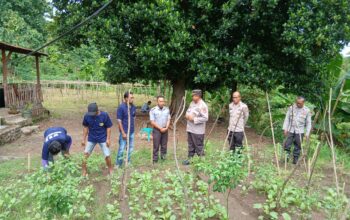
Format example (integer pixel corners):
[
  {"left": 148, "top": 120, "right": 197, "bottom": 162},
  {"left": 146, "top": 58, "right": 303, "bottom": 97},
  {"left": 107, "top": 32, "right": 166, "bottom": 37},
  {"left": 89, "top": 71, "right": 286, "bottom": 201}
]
[
  {"left": 27, "top": 153, "right": 31, "bottom": 172},
  {"left": 266, "top": 92, "right": 280, "bottom": 175}
]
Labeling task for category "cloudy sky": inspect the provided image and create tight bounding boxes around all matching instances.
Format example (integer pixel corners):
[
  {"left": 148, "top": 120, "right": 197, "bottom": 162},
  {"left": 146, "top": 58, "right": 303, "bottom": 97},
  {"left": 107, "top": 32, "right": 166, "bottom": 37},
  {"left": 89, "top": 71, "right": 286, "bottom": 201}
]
[{"left": 341, "top": 43, "right": 350, "bottom": 57}]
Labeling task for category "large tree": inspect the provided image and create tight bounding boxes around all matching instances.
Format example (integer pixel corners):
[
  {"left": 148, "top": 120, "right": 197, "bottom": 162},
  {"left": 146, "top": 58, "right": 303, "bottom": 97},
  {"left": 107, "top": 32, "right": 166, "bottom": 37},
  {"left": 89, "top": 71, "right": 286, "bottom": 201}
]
[{"left": 52, "top": 0, "right": 350, "bottom": 112}]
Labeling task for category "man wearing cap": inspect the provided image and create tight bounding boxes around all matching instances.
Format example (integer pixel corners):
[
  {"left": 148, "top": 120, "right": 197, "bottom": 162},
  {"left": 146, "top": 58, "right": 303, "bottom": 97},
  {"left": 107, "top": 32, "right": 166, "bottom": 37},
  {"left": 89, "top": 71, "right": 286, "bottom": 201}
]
[
  {"left": 228, "top": 91, "right": 249, "bottom": 153},
  {"left": 283, "top": 96, "right": 312, "bottom": 164},
  {"left": 150, "top": 95, "right": 171, "bottom": 163},
  {"left": 82, "top": 103, "right": 113, "bottom": 176},
  {"left": 183, "top": 89, "right": 209, "bottom": 165},
  {"left": 116, "top": 91, "right": 136, "bottom": 167},
  {"left": 41, "top": 127, "right": 72, "bottom": 169}
]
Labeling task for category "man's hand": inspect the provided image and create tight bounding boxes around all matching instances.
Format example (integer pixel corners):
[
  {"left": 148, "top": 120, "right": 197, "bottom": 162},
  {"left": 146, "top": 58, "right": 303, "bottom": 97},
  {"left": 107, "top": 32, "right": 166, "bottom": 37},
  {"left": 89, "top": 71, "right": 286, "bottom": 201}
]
[
  {"left": 283, "top": 130, "right": 288, "bottom": 137},
  {"left": 122, "top": 132, "right": 127, "bottom": 140},
  {"left": 186, "top": 114, "right": 194, "bottom": 121},
  {"left": 160, "top": 127, "right": 167, "bottom": 133},
  {"left": 106, "top": 139, "right": 111, "bottom": 147},
  {"left": 81, "top": 141, "right": 86, "bottom": 148}
]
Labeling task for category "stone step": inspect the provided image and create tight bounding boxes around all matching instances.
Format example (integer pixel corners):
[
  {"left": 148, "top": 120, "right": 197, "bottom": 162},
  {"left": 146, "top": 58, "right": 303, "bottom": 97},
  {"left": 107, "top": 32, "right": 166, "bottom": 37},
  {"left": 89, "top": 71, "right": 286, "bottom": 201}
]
[
  {"left": 0, "top": 125, "right": 21, "bottom": 145},
  {"left": 21, "top": 125, "right": 40, "bottom": 135}
]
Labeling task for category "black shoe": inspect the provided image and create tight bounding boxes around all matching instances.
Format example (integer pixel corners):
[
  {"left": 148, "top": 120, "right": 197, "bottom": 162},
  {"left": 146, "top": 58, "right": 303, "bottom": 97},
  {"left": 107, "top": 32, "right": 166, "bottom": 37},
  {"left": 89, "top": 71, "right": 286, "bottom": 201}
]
[
  {"left": 161, "top": 155, "right": 166, "bottom": 160},
  {"left": 182, "top": 160, "right": 190, "bottom": 166},
  {"left": 293, "top": 157, "right": 298, "bottom": 165},
  {"left": 153, "top": 160, "right": 158, "bottom": 164}
]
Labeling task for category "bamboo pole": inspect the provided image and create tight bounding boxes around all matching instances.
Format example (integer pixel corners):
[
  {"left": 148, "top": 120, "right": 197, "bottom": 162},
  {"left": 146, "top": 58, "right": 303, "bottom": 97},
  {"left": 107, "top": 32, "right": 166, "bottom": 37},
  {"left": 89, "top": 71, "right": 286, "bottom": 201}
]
[
  {"left": 266, "top": 92, "right": 280, "bottom": 175},
  {"left": 120, "top": 89, "right": 131, "bottom": 200},
  {"left": 328, "top": 88, "right": 339, "bottom": 194}
]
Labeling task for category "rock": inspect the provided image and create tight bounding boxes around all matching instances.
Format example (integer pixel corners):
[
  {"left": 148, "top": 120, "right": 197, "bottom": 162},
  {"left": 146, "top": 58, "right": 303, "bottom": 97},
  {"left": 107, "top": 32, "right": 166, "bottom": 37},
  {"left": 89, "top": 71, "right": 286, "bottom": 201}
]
[{"left": 21, "top": 125, "right": 39, "bottom": 135}]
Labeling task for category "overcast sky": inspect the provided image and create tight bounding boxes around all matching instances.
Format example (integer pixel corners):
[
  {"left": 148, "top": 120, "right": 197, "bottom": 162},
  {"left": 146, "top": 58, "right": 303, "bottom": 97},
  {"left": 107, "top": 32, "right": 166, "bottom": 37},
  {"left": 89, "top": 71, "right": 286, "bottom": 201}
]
[{"left": 341, "top": 43, "right": 350, "bottom": 57}]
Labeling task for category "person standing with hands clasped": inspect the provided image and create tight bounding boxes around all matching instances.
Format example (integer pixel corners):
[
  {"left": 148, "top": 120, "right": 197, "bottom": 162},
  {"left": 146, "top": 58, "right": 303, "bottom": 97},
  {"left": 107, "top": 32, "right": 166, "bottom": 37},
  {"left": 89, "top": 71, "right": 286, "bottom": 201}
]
[
  {"left": 82, "top": 103, "right": 113, "bottom": 177},
  {"left": 116, "top": 91, "right": 136, "bottom": 167},
  {"left": 227, "top": 91, "right": 249, "bottom": 153},
  {"left": 150, "top": 95, "right": 171, "bottom": 163},
  {"left": 283, "top": 96, "right": 312, "bottom": 164},
  {"left": 183, "top": 89, "right": 208, "bottom": 165}
]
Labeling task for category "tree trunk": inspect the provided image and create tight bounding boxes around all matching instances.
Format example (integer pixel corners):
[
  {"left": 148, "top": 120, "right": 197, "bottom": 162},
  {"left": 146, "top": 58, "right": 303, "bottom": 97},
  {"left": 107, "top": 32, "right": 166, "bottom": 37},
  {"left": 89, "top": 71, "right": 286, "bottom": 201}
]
[{"left": 169, "top": 78, "right": 186, "bottom": 115}]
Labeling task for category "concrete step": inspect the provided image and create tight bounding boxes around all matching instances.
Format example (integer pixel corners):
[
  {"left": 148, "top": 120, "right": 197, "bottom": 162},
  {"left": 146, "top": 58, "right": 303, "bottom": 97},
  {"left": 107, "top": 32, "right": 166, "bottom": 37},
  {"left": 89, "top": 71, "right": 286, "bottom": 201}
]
[{"left": 4, "top": 115, "right": 32, "bottom": 126}]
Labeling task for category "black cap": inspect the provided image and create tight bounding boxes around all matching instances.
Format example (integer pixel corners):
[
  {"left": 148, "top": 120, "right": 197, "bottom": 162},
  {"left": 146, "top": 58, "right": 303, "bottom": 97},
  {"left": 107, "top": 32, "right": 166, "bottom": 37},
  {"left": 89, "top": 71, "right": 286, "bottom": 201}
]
[
  {"left": 192, "top": 89, "right": 202, "bottom": 97},
  {"left": 87, "top": 103, "right": 98, "bottom": 116}
]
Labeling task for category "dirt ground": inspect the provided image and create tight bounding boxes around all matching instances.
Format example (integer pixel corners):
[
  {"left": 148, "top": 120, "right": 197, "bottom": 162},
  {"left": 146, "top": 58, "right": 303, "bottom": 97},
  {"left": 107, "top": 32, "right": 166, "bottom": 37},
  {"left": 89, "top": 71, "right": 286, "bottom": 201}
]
[
  {"left": 0, "top": 104, "right": 272, "bottom": 220},
  {"left": 0, "top": 88, "right": 348, "bottom": 219}
]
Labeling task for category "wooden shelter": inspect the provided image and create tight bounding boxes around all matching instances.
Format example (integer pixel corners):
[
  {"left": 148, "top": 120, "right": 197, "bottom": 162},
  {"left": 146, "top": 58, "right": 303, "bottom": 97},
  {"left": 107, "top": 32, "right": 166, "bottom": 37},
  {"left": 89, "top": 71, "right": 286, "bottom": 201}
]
[{"left": 0, "top": 42, "right": 47, "bottom": 111}]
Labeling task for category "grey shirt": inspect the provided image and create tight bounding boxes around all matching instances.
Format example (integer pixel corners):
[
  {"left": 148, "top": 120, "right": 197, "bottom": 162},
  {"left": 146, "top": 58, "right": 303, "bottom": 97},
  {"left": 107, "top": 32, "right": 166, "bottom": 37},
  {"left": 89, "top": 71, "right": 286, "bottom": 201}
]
[
  {"left": 186, "top": 99, "right": 209, "bottom": 135},
  {"left": 228, "top": 101, "right": 249, "bottom": 132},
  {"left": 283, "top": 104, "right": 312, "bottom": 136},
  {"left": 150, "top": 106, "right": 171, "bottom": 128}
]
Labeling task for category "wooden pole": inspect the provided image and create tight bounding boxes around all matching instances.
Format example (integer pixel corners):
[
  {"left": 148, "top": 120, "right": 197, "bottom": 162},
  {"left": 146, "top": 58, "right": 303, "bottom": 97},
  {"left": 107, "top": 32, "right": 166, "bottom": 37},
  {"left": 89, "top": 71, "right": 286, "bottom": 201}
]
[
  {"left": 35, "top": 56, "right": 42, "bottom": 104},
  {"left": 2, "top": 49, "right": 8, "bottom": 107}
]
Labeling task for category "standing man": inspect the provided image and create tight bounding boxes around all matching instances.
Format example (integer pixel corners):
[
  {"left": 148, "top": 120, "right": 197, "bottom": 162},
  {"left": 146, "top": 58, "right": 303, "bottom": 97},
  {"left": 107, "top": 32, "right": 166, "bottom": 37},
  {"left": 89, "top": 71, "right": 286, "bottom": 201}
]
[
  {"left": 41, "top": 127, "right": 72, "bottom": 169},
  {"left": 283, "top": 96, "right": 312, "bottom": 164},
  {"left": 116, "top": 91, "right": 136, "bottom": 167},
  {"left": 227, "top": 91, "right": 249, "bottom": 153},
  {"left": 150, "top": 95, "right": 171, "bottom": 163},
  {"left": 183, "top": 89, "right": 208, "bottom": 165},
  {"left": 82, "top": 103, "right": 113, "bottom": 176}
]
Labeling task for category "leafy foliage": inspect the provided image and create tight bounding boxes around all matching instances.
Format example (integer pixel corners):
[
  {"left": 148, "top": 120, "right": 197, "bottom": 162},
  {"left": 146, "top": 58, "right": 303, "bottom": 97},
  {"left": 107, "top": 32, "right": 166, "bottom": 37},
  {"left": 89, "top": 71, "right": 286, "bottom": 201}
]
[{"left": 124, "top": 169, "right": 226, "bottom": 219}]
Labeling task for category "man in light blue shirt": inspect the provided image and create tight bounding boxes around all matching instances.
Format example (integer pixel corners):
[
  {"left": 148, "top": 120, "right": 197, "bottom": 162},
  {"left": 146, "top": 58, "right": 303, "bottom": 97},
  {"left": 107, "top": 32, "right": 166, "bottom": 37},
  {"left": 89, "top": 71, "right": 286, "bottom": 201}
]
[{"left": 150, "top": 95, "right": 171, "bottom": 163}]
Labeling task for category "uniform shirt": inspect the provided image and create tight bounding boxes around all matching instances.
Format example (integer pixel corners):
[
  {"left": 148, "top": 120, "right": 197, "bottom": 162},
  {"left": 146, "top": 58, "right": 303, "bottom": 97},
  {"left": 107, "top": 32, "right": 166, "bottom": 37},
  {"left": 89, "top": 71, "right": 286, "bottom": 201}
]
[
  {"left": 116, "top": 102, "right": 136, "bottom": 134},
  {"left": 228, "top": 101, "right": 249, "bottom": 132},
  {"left": 42, "top": 127, "right": 72, "bottom": 166},
  {"left": 283, "top": 104, "right": 312, "bottom": 135},
  {"left": 150, "top": 106, "right": 171, "bottom": 128},
  {"left": 186, "top": 99, "right": 209, "bottom": 135},
  {"left": 82, "top": 111, "right": 113, "bottom": 143}
]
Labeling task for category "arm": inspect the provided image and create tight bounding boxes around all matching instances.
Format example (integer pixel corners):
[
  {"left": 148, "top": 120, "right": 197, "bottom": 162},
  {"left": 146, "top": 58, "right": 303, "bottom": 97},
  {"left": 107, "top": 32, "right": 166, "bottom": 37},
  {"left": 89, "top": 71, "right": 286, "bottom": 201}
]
[
  {"left": 117, "top": 107, "right": 127, "bottom": 139},
  {"left": 63, "top": 135, "right": 72, "bottom": 157},
  {"left": 82, "top": 126, "right": 88, "bottom": 147},
  {"left": 193, "top": 105, "right": 209, "bottom": 124},
  {"left": 305, "top": 112, "right": 312, "bottom": 137},
  {"left": 41, "top": 143, "right": 49, "bottom": 168},
  {"left": 283, "top": 107, "right": 291, "bottom": 134},
  {"left": 106, "top": 127, "right": 111, "bottom": 146}
]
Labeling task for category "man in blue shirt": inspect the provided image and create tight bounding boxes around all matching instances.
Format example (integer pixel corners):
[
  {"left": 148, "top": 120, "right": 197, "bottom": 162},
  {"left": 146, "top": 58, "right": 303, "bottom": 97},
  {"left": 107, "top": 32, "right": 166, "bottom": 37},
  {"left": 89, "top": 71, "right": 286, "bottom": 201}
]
[
  {"left": 141, "top": 101, "right": 152, "bottom": 113},
  {"left": 41, "top": 127, "right": 72, "bottom": 168},
  {"left": 116, "top": 91, "right": 136, "bottom": 167},
  {"left": 82, "top": 103, "right": 113, "bottom": 176}
]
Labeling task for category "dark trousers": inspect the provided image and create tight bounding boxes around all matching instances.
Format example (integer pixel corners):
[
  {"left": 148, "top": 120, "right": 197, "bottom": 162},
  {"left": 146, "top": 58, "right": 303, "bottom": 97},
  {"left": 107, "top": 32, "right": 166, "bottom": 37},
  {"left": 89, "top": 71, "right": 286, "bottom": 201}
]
[
  {"left": 227, "top": 131, "right": 244, "bottom": 152},
  {"left": 187, "top": 132, "right": 205, "bottom": 157},
  {"left": 153, "top": 129, "right": 168, "bottom": 161},
  {"left": 284, "top": 133, "right": 304, "bottom": 159}
]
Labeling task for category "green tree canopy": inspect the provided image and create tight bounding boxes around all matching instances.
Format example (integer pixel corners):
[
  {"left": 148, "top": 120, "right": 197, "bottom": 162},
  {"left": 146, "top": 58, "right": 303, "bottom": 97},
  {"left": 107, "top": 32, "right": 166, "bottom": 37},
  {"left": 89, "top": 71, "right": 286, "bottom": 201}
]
[{"left": 52, "top": 0, "right": 350, "bottom": 111}]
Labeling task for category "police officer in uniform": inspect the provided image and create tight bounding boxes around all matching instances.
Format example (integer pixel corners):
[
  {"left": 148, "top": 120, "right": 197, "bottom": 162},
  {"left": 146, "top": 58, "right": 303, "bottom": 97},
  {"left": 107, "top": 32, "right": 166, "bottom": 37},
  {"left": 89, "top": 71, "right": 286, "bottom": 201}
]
[{"left": 283, "top": 96, "right": 312, "bottom": 164}]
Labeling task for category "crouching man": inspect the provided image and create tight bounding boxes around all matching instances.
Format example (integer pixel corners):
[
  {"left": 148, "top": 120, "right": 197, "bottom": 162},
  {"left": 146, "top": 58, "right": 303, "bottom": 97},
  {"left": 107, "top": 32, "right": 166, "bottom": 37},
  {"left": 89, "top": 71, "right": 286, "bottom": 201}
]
[{"left": 41, "top": 127, "right": 72, "bottom": 169}]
